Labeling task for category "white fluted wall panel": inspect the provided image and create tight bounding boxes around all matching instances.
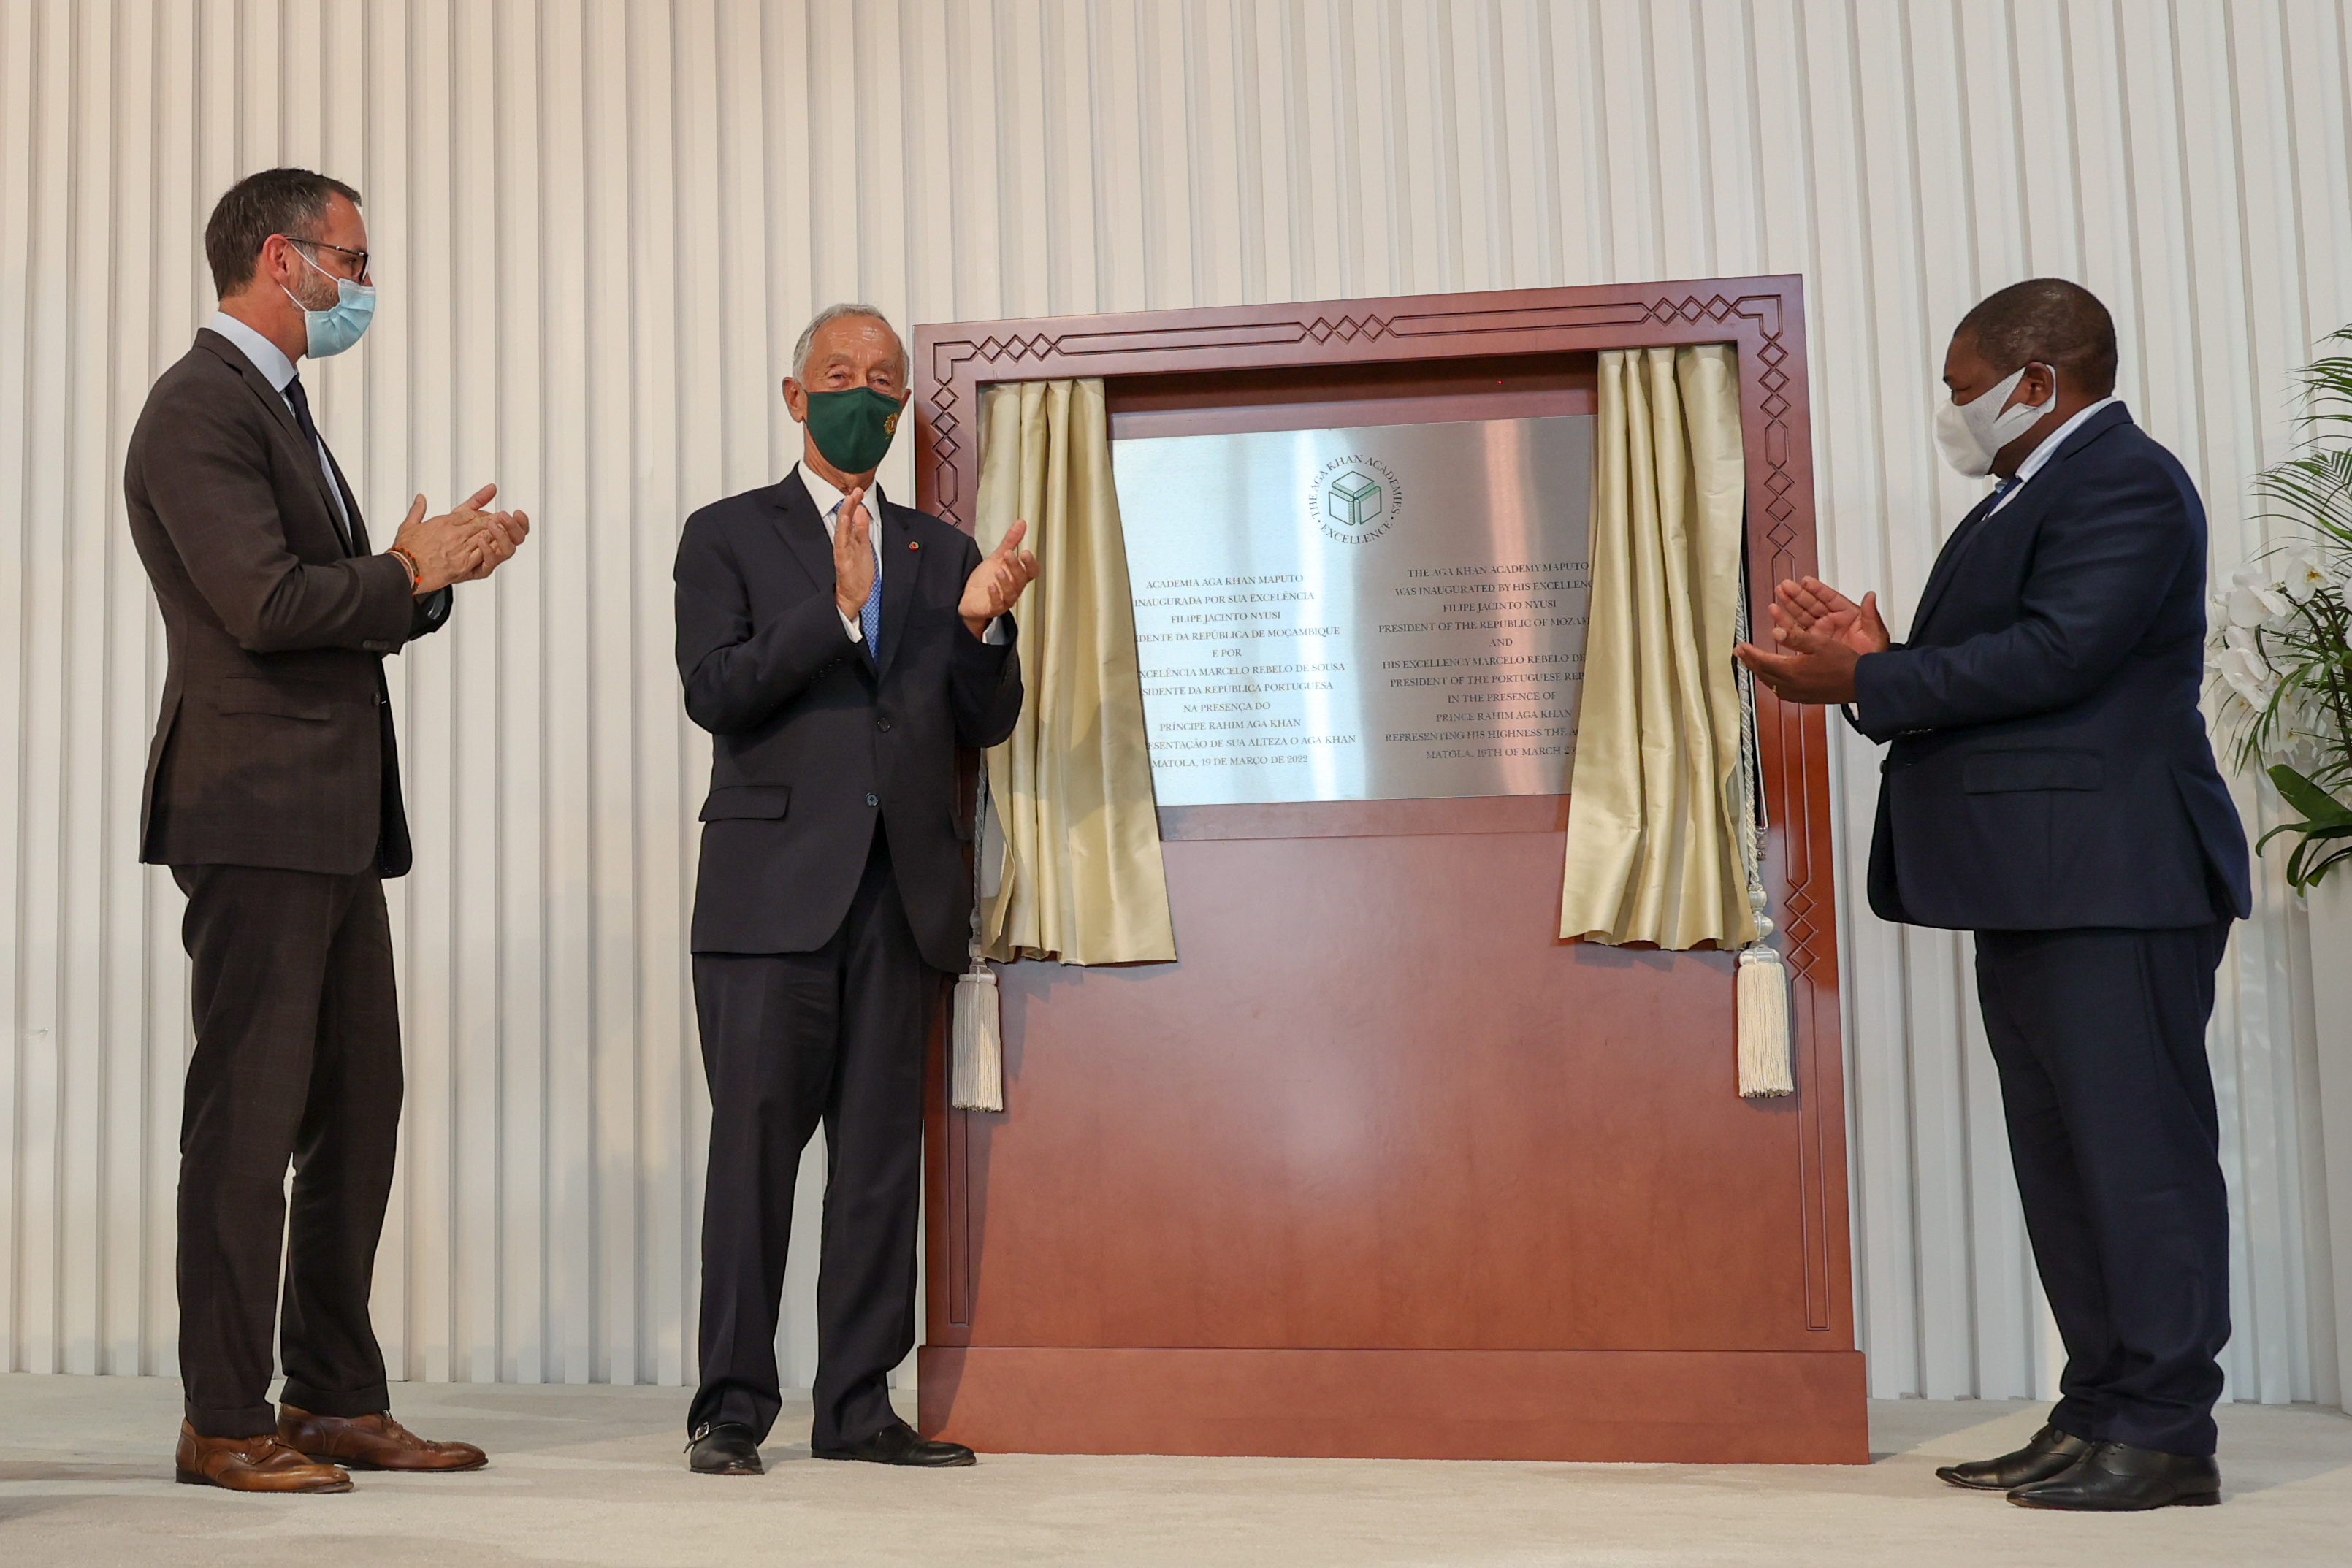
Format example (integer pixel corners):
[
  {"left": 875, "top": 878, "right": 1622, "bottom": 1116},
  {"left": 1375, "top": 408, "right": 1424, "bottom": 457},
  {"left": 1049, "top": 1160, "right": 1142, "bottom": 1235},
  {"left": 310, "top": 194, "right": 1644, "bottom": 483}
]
[{"left": 4, "top": 0, "right": 2348, "bottom": 1405}]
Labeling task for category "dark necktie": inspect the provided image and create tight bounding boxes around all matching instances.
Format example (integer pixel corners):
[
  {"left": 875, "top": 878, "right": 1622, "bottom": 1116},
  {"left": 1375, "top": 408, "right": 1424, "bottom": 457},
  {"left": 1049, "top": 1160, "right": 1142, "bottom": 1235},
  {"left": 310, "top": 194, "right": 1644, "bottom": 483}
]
[{"left": 283, "top": 372, "right": 352, "bottom": 552}]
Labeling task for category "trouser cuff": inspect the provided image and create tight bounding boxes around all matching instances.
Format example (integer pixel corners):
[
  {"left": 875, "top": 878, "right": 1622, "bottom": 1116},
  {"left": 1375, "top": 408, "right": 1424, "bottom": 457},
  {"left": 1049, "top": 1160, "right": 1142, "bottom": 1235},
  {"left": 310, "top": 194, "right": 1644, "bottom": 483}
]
[
  {"left": 184, "top": 1399, "right": 280, "bottom": 1439},
  {"left": 687, "top": 1376, "right": 781, "bottom": 1445},
  {"left": 278, "top": 1377, "right": 391, "bottom": 1419}
]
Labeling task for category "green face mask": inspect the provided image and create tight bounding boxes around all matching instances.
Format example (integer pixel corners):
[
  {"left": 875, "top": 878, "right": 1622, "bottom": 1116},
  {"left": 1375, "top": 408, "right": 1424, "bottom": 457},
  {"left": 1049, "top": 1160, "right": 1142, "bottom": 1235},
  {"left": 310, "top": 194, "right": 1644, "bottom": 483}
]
[{"left": 803, "top": 386, "right": 905, "bottom": 475}]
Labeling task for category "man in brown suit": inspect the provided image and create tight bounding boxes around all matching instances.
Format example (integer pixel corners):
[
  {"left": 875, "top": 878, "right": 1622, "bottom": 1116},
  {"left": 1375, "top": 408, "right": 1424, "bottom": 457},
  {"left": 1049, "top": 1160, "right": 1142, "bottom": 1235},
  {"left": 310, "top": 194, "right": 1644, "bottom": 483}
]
[{"left": 123, "top": 168, "right": 528, "bottom": 1493}]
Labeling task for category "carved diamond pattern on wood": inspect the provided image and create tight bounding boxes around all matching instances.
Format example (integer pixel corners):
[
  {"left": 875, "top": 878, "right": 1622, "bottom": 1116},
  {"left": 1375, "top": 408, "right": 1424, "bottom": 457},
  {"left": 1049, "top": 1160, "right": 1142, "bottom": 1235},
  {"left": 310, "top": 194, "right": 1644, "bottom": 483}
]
[
  {"left": 1307, "top": 314, "right": 1390, "bottom": 343},
  {"left": 920, "top": 283, "right": 1825, "bottom": 990},
  {"left": 1779, "top": 875, "right": 1821, "bottom": 974}
]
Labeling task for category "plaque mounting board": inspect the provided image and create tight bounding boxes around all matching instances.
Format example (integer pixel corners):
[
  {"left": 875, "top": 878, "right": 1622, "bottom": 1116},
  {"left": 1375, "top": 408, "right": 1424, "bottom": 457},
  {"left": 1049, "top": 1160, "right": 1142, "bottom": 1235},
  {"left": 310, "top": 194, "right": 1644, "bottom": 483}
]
[{"left": 911, "top": 279, "right": 1861, "bottom": 1465}]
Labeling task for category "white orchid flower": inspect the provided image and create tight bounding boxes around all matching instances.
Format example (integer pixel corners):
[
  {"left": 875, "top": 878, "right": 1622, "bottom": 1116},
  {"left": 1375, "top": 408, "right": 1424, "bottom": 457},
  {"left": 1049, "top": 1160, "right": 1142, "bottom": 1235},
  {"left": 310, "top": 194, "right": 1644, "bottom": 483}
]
[
  {"left": 2277, "top": 544, "right": 2332, "bottom": 599},
  {"left": 2232, "top": 563, "right": 2295, "bottom": 599},
  {"left": 2223, "top": 586, "right": 2271, "bottom": 628},
  {"left": 2213, "top": 644, "right": 2277, "bottom": 708}
]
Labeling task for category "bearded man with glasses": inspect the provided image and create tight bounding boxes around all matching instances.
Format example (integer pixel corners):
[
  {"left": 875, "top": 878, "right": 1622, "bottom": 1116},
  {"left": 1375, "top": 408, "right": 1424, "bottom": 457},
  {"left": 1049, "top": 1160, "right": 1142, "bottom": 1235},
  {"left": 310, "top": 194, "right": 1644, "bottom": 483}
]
[{"left": 123, "top": 167, "right": 530, "bottom": 1493}]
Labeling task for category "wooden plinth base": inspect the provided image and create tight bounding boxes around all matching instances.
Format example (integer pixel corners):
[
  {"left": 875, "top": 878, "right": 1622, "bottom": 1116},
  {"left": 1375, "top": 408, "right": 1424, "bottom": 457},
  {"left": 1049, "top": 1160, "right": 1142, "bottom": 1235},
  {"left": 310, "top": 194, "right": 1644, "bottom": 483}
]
[{"left": 917, "top": 1345, "right": 1870, "bottom": 1464}]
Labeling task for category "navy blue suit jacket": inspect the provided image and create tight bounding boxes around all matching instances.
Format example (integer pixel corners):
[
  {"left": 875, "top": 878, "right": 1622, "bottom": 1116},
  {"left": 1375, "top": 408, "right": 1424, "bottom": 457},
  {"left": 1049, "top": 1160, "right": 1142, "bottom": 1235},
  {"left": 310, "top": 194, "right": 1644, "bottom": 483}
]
[
  {"left": 673, "top": 473, "right": 1022, "bottom": 969},
  {"left": 1851, "top": 402, "right": 2250, "bottom": 931}
]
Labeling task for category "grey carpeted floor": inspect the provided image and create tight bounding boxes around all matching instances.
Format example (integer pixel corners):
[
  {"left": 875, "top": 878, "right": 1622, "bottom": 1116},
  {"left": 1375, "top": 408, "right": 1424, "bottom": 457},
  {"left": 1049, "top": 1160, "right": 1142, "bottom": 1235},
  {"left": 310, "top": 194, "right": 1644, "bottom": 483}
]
[{"left": 1, "top": 1373, "right": 2347, "bottom": 1566}]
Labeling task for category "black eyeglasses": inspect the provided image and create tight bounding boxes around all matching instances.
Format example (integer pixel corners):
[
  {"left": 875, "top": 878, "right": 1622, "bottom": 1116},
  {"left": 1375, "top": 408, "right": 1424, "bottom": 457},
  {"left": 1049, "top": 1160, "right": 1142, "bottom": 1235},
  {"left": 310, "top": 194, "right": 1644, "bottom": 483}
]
[{"left": 286, "top": 235, "right": 371, "bottom": 283}]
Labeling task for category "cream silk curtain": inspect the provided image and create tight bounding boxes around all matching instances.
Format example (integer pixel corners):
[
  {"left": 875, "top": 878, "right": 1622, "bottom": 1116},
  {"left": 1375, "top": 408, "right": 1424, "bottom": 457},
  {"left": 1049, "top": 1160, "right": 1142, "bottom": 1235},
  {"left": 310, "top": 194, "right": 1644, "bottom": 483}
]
[
  {"left": 1559, "top": 345, "right": 1757, "bottom": 950},
  {"left": 974, "top": 378, "right": 1177, "bottom": 965}
]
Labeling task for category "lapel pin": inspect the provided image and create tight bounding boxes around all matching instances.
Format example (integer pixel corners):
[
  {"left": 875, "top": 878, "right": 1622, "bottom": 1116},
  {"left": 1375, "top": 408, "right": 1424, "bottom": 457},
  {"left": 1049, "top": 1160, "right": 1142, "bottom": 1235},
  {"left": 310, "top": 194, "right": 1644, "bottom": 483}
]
[{"left": 909, "top": 540, "right": 920, "bottom": 551}]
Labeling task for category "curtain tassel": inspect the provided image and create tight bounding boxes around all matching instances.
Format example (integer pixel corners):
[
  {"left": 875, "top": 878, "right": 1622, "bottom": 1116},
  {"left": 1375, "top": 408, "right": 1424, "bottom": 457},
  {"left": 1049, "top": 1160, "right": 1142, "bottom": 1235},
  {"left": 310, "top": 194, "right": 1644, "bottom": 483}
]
[
  {"left": 951, "top": 963, "right": 1004, "bottom": 1112},
  {"left": 1736, "top": 908, "right": 1793, "bottom": 1099}
]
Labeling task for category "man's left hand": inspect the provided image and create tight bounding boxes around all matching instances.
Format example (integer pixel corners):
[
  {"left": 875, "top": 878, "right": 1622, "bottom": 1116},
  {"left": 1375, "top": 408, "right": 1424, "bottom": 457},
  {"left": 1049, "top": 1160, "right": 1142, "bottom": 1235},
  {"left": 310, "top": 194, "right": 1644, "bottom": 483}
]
[
  {"left": 1735, "top": 611, "right": 1863, "bottom": 705},
  {"left": 960, "top": 519, "right": 1039, "bottom": 638},
  {"left": 454, "top": 506, "right": 530, "bottom": 583}
]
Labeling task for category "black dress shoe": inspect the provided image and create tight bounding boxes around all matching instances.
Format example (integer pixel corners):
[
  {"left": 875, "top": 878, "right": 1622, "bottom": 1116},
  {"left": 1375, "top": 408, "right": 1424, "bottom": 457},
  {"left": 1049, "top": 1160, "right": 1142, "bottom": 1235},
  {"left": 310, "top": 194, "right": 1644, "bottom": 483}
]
[
  {"left": 686, "top": 1422, "right": 765, "bottom": 1476},
  {"left": 811, "top": 1419, "right": 975, "bottom": 1468},
  {"left": 2007, "top": 1441, "right": 2221, "bottom": 1510},
  {"left": 1935, "top": 1423, "right": 2092, "bottom": 1491}
]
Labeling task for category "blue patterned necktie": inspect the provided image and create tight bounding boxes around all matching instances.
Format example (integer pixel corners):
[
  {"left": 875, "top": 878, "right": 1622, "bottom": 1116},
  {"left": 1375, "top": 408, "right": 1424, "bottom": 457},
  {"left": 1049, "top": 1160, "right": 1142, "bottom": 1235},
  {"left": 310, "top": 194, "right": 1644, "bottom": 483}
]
[{"left": 836, "top": 500, "right": 882, "bottom": 665}]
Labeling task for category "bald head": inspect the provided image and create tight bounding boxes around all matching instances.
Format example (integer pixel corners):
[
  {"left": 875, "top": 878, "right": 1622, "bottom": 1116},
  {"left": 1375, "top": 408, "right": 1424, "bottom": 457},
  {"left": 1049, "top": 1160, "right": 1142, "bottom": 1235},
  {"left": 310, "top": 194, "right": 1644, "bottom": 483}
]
[{"left": 1954, "top": 278, "right": 2118, "bottom": 400}]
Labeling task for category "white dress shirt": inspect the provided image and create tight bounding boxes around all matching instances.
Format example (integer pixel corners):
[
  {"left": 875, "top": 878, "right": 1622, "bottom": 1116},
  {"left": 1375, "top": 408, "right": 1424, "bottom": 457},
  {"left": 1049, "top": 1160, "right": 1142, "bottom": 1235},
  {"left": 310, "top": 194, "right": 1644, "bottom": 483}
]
[
  {"left": 205, "top": 310, "right": 353, "bottom": 535},
  {"left": 793, "top": 461, "right": 1004, "bottom": 645},
  {"left": 1988, "top": 394, "right": 2120, "bottom": 514}
]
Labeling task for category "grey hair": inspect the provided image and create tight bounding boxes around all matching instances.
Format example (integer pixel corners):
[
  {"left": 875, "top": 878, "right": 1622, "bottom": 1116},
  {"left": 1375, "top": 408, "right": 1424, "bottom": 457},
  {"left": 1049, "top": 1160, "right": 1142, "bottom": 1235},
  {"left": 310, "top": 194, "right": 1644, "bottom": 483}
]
[{"left": 792, "top": 303, "right": 909, "bottom": 383}]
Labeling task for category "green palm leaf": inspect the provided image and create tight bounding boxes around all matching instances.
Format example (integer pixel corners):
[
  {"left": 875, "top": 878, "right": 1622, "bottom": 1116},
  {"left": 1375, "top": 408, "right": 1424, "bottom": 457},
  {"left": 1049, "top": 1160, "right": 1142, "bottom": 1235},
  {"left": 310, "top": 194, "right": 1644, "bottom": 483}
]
[{"left": 2235, "top": 324, "right": 2352, "bottom": 888}]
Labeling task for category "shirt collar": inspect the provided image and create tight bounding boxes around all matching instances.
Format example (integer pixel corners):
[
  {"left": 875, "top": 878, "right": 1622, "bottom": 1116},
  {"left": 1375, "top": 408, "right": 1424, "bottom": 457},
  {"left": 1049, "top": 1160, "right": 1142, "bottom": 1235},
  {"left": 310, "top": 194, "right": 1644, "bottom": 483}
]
[
  {"left": 2008, "top": 395, "right": 2120, "bottom": 489},
  {"left": 793, "top": 461, "right": 882, "bottom": 518},
  {"left": 206, "top": 309, "right": 298, "bottom": 393}
]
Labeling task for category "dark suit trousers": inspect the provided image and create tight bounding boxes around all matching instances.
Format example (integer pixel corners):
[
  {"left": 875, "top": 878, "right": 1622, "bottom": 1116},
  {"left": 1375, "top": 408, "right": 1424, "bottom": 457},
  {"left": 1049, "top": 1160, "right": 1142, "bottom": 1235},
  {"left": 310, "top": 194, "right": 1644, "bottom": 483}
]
[
  {"left": 172, "top": 865, "right": 403, "bottom": 1437},
  {"left": 1974, "top": 921, "right": 2233, "bottom": 1457},
  {"left": 690, "top": 824, "right": 931, "bottom": 1448}
]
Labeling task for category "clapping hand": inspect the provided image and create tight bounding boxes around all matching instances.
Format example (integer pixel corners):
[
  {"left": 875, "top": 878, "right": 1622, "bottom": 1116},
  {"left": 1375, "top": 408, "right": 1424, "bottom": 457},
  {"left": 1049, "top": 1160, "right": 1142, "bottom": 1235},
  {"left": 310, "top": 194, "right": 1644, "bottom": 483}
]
[
  {"left": 833, "top": 485, "right": 877, "bottom": 619},
  {"left": 959, "top": 519, "right": 1039, "bottom": 637},
  {"left": 1773, "top": 576, "right": 1889, "bottom": 657},
  {"left": 391, "top": 483, "right": 531, "bottom": 594},
  {"left": 1733, "top": 575, "right": 1888, "bottom": 705},
  {"left": 455, "top": 494, "right": 530, "bottom": 583}
]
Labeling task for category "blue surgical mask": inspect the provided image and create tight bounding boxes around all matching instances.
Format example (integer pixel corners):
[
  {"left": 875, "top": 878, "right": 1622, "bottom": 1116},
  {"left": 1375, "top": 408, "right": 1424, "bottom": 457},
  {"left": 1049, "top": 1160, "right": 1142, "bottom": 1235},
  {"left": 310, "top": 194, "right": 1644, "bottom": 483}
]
[{"left": 282, "top": 245, "right": 375, "bottom": 358}]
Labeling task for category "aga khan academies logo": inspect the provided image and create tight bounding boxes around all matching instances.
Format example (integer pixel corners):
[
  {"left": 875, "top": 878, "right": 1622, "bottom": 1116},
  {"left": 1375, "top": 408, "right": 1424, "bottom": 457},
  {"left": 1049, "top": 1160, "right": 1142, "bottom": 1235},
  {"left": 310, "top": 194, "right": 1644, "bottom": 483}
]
[{"left": 1309, "top": 454, "right": 1402, "bottom": 544}]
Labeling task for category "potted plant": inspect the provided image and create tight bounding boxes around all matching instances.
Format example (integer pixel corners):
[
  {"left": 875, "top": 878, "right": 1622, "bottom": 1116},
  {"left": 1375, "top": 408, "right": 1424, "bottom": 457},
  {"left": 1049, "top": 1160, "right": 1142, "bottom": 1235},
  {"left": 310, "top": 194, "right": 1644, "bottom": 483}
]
[
  {"left": 2210, "top": 326, "right": 2352, "bottom": 890},
  {"left": 2211, "top": 324, "right": 2352, "bottom": 1409}
]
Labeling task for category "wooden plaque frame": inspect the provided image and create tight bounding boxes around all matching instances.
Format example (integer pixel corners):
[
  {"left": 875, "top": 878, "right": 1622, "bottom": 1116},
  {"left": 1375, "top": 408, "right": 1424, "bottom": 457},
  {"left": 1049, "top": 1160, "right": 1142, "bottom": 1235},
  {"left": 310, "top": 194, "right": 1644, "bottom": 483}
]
[{"left": 909, "top": 278, "right": 1862, "bottom": 1464}]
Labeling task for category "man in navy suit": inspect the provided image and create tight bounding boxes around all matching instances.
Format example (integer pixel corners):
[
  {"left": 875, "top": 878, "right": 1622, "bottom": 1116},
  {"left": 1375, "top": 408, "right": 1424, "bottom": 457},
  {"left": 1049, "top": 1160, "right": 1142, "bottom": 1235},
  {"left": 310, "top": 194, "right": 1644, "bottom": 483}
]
[
  {"left": 1738, "top": 280, "right": 2250, "bottom": 1511},
  {"left": 673, "top": 305, "right": 1035, "bottom": 1475}
]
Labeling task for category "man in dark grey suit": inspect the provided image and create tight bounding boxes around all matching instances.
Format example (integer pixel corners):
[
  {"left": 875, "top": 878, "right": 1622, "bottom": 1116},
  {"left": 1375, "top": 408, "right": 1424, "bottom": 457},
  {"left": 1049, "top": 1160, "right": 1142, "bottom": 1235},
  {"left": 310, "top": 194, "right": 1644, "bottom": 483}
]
[
  {"left": 124, "top": 168, "right": 527, "bottom": 1493},
  {"left": 673, "top": 305, "right": 1034, "bottom": 1475}
]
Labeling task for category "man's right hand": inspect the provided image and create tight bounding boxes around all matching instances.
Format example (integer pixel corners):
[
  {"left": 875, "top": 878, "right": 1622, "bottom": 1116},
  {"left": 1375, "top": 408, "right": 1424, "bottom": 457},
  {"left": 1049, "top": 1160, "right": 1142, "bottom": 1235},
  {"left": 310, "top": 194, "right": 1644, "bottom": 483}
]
[
  {"left": 390, "top": 483, "right": 526, "bottom": 594},
  {"left": 833, "top": 485, "right": 876, "bottom": 620},
  {"left": 1771, "top": 575, "right": 1890, "bottom": 657}
]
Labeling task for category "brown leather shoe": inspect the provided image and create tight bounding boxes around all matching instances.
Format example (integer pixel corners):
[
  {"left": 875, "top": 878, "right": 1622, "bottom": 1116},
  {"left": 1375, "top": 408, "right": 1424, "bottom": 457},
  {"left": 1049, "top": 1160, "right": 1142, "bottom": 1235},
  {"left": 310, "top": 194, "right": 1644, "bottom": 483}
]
[
  {"left": 278, "top": 1406, "right": 489, "bottom": 1472},
  {"left": 175, "top": 1421, "right": 354, "bottom": 1493}
]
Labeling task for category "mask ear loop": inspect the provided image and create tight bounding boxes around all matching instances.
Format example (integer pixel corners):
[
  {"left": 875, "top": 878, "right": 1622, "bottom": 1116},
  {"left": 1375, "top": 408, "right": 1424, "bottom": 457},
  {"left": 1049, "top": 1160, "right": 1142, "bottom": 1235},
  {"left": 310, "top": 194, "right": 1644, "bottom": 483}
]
[
  {"left": 278, "top": 241, "right": 333, "bottom": 315},
  {"left": 1971, "top": 362, "right": 2061, "bottom": 458},
  {"left": 1996, "top": 362, "right": 2061, "bottom": 431}
]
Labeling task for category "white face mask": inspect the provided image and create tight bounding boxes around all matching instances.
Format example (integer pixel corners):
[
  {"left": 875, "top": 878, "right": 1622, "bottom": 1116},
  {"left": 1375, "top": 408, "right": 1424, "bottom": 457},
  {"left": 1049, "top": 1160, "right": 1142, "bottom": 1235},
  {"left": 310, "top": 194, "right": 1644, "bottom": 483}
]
[{"left": 1933, "top": 363, "right": 2056, "bottom": 478}]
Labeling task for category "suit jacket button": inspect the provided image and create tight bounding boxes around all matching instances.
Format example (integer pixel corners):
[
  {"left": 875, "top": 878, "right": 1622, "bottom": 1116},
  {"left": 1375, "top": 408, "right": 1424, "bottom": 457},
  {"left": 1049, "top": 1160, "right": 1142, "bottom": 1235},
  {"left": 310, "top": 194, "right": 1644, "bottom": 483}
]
[
  {"left": 866, "top": 792, "right": 879, "bottom": 807},
  {"left": 876, "top": 717, "right": 892, "bottom": 732}
]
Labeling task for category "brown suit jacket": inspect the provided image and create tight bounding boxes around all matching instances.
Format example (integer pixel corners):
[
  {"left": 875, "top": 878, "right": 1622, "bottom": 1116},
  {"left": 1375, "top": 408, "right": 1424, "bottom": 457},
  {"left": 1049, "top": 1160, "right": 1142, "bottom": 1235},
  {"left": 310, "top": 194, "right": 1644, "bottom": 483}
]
[{"left": 123, "top": 328, "right": 450, "bottom": 876}]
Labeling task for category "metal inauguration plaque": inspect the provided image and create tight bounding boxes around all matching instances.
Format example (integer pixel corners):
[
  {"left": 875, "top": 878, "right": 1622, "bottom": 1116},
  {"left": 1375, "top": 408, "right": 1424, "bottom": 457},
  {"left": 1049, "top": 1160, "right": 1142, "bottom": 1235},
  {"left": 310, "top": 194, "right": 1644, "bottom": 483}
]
[{"left": 1113, "top": 415, "right": 1595, "bottom": 807}]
